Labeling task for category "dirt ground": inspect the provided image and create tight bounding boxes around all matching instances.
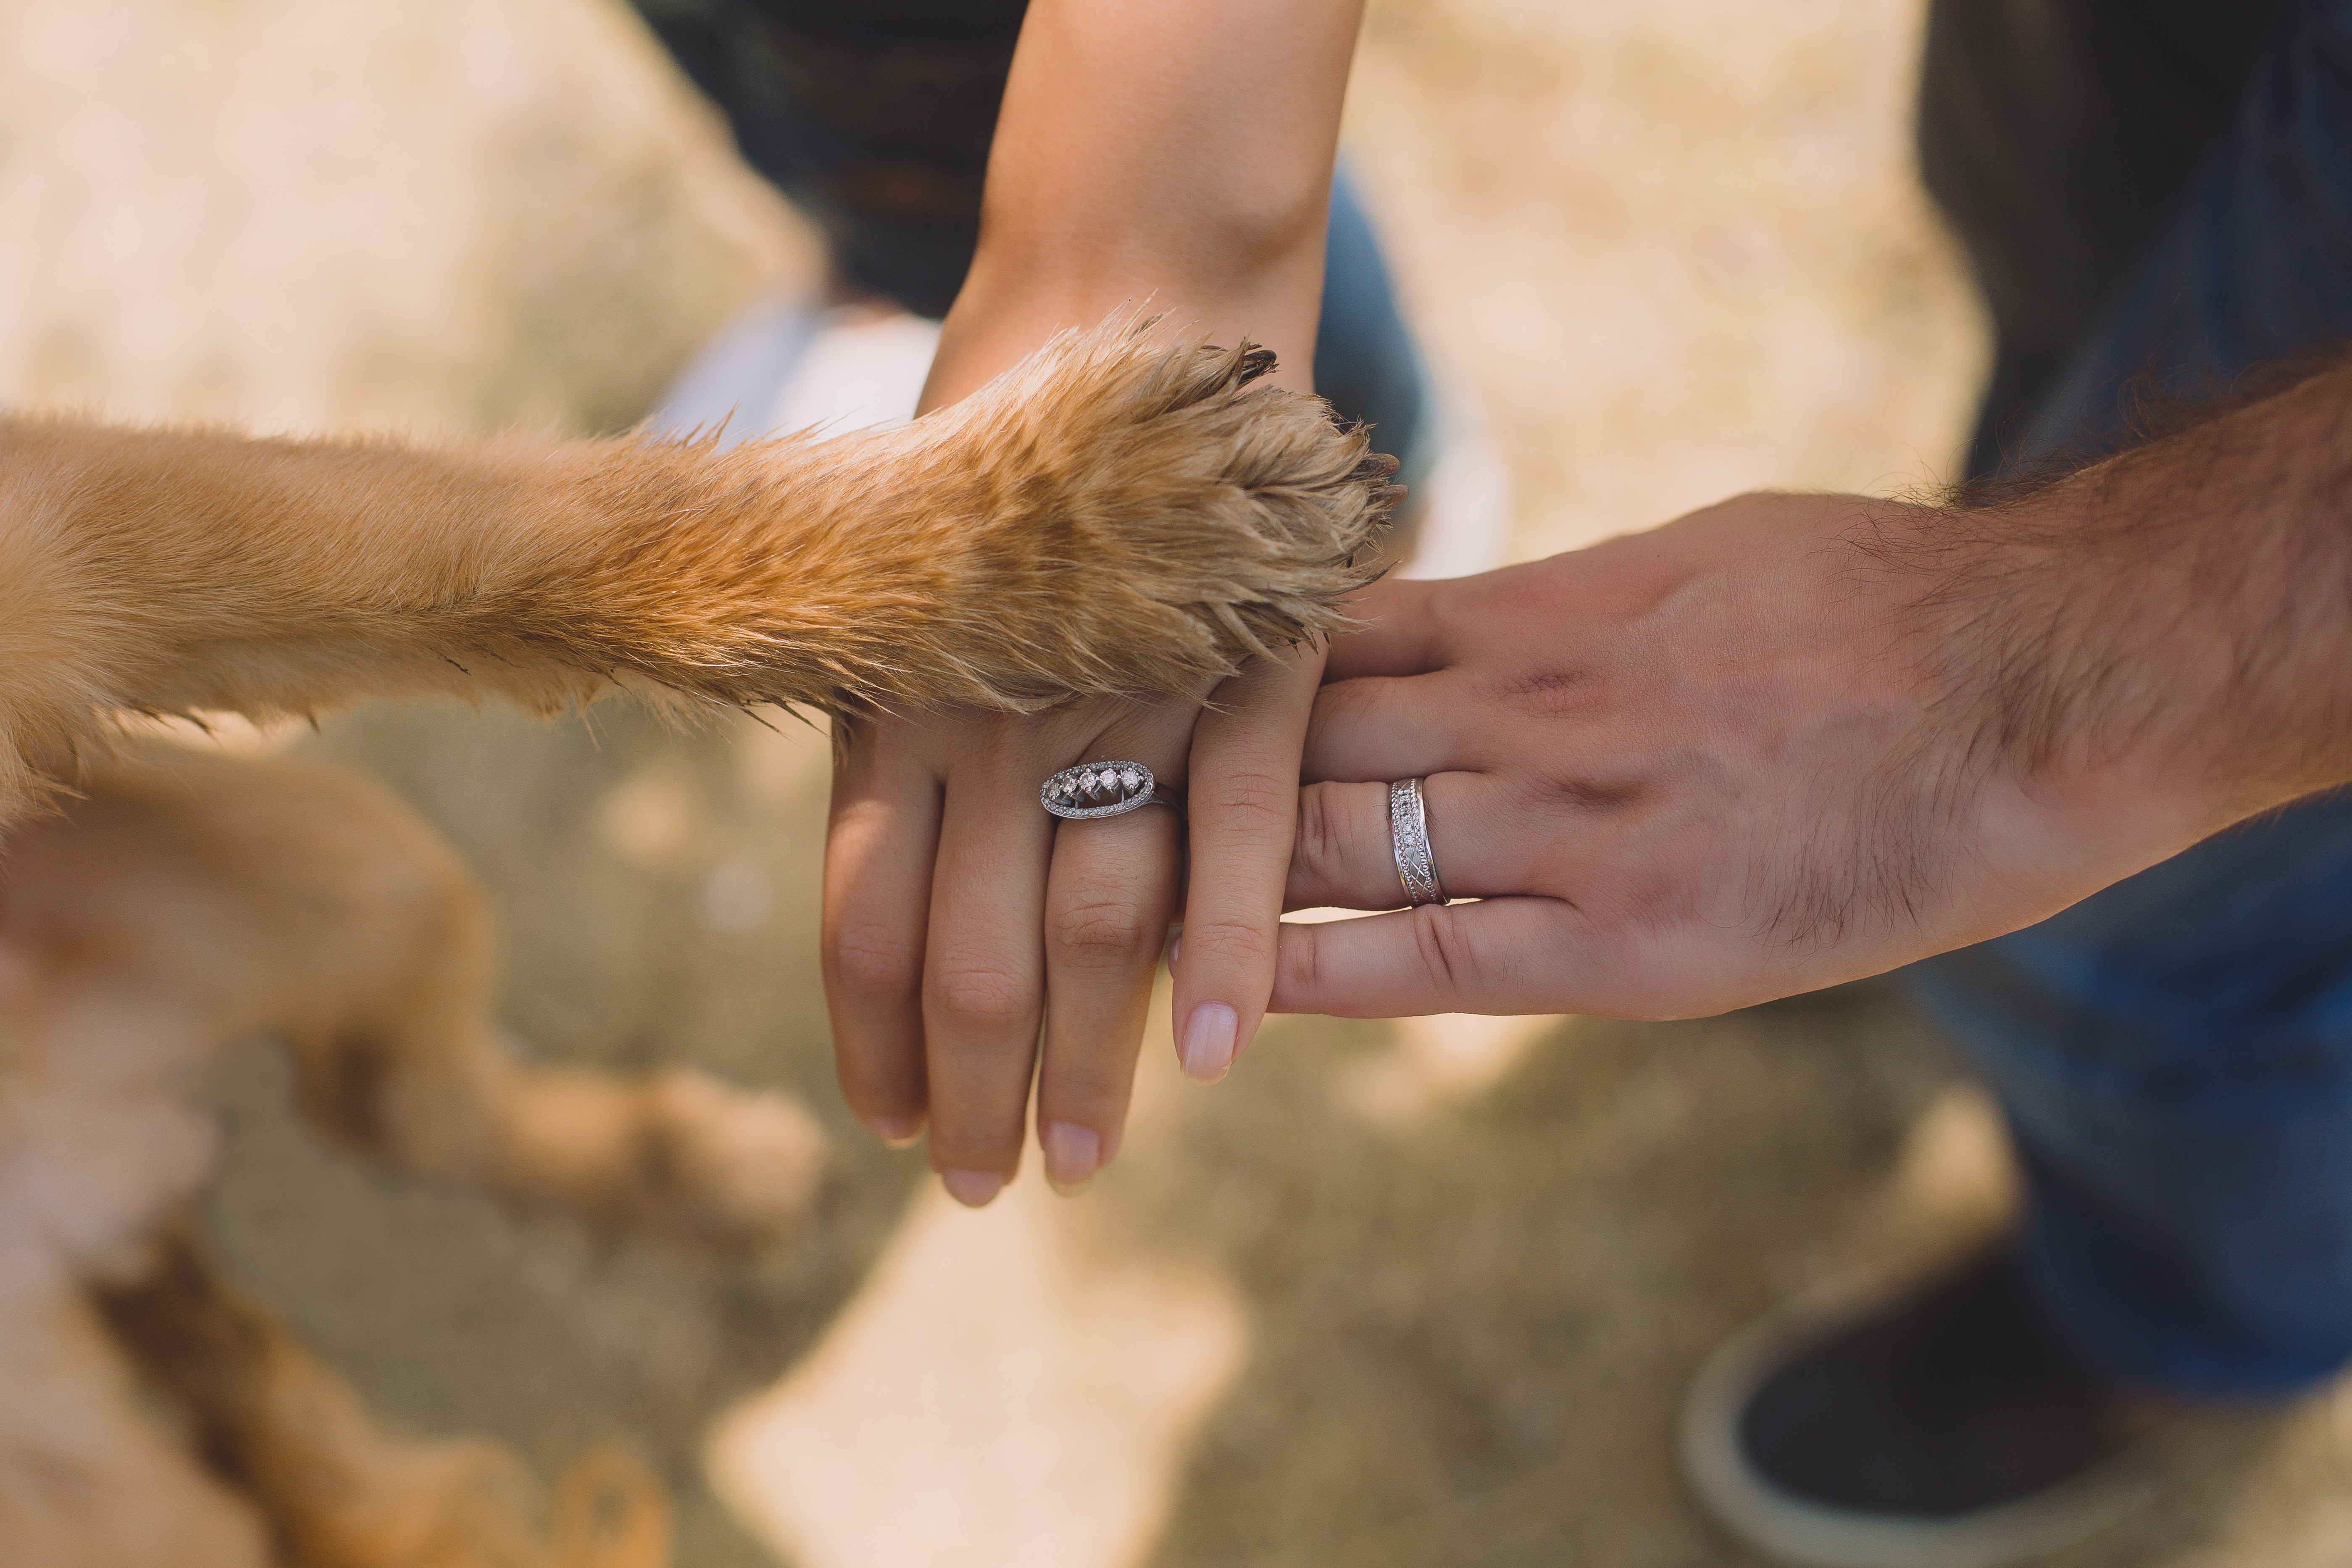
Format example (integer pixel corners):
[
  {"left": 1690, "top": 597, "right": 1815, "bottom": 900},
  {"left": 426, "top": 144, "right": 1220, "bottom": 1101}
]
[{"left": 6, "top": 2, "right": 2352, "bottom": 1565}]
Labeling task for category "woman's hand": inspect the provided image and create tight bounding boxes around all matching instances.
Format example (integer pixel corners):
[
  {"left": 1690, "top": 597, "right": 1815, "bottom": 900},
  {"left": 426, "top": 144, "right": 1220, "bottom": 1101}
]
[
  {"left": 1270, "top": 490, "right": 2221, "bottom": 1020},
  {"left": 826, "top": 649, "right": 1322, "bottom": 1203},
  {"left": 818, "top": 0, "right": 1365, "bottom": 1202}
]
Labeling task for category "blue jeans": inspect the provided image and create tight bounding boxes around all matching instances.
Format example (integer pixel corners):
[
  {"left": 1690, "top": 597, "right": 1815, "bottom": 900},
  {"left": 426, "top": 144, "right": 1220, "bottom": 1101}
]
[{"left": 1910, "top": 0, "right": 2352, "bottom": 1397}]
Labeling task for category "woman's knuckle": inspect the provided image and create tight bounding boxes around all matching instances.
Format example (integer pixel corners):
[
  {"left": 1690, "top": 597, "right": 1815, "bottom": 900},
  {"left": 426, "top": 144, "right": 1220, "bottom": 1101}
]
[
  {"left": 825, "top": 925, "right": 921, "bottom": 1004},
  {"left": 926, "top": 959, "right": 1031, "bottom": 1029},
  {"left": 1205, "top": 768, "right": 1292, "bottom": 831},
  {"left": 1178, "top": 917, "right": 1271, "bottom": 969},
  {"left": 1049, "top": 894, "right": 1159, "bottom": 964}
]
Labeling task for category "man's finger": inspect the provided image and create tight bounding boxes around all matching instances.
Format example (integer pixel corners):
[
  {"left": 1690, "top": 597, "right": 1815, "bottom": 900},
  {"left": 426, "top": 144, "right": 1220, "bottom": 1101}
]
[
  {"left": 1300, "top": 671, "right": 1475, "bottom": 782},
  {"left": 1325, "top": 577, "right": 1449, "bottom": 681},
  {"left": 1170, "top": 647, "right": 1324, "bottom": 1086},
  {"left": 821, "top": 721, "right": 942, "bottom": 1144},
  {"left": 1268, "top": 897, "right": 1588, "bottom": 1016},
  {"left": 1286, "top": 772, "right": 1518, "bottom": 910}
]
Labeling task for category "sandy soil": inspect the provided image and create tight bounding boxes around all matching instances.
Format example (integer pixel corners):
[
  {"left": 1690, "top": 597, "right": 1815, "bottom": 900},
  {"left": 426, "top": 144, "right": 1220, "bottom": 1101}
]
[{"left": 6, "top": 2, "right": 2349, "bottom": 1565}]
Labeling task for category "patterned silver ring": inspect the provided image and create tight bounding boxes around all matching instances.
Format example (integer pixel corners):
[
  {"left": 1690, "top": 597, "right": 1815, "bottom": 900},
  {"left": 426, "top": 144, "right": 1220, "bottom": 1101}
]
[
  {"left": 1042, "top": 760, "right": 1184, "bottom": 821},
  {"left": 1389, "top": 778, "right": 1450, "bottom": 907}
]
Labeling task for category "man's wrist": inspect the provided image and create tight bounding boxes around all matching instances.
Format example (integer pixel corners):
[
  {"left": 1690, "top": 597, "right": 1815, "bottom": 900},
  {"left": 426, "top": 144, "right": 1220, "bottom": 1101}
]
[{"left": 1902, "top": 358, "right": 2352, "bottom": 843}]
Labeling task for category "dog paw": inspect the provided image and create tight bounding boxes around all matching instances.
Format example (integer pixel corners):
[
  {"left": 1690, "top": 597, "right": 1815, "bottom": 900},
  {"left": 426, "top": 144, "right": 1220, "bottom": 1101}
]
[
  {"left": 933, "top": 316, "right": 1407, "bottom": 698},
  {"left": 766, "top": 313, "right": 1405, "bottom": 716},
  {"left": 629, "top": 1070, "right": 830, "bottom": 1252}
]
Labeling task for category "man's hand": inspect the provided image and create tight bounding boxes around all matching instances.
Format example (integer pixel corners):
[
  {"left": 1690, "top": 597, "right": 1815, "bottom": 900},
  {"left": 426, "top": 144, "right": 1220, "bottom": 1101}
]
[{"left": 1269, "top": 469, "right": 2291, "bottom": 1018}]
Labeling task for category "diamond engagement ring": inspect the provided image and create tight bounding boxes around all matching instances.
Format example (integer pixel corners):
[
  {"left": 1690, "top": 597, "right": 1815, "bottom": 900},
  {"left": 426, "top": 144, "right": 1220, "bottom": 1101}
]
[
  {"left": 1041, "top": 760, "right": 1185, "bottom": 821},
  {"left": 1389, "top": 777, "right": 1450, "bottom": 906}
]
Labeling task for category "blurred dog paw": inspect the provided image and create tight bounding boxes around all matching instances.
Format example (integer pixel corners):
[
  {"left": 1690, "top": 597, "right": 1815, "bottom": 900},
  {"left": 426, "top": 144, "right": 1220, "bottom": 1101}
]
[{"left": 625, "top": 1071, "right": 831, "bottom": 1253}]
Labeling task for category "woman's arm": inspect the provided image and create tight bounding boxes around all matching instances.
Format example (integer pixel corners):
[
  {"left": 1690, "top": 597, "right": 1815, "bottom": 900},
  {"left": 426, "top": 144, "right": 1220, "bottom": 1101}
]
[{"left": 921, "top": 0, "right": 1363, "bottom": 408}]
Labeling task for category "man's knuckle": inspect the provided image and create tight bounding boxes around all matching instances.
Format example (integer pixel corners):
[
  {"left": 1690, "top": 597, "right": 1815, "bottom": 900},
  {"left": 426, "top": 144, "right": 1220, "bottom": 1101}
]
[
  {"left": 1294, "top": 786, "right": 1358, "bottom": 886},
  {"left": 1491, "top": 663, "right": 1600, "bottom": 718},
  {"left": 1535, "top": 770, "right": 1650, "bottom": 815},
  {"left": 1411, "top": 905, "right": 1475, "bottom": 997},
  {"left": 1044, "top": 1059, "right": 1130, "bottom": 1101}
]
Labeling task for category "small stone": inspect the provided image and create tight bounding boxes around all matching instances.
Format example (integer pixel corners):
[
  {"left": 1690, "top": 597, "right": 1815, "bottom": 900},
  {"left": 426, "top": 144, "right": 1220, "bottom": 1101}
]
[{"left": 1119, "top": 768, "right": 1142, "bottom": 791}]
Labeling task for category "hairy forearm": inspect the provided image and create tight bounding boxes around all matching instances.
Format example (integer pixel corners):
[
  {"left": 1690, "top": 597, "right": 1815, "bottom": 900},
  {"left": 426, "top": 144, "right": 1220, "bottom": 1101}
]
[
  {"left": 0, "top": 325, "right": 1395, "bottom": 822},
  {"left": 921, "top": 0, "right": 1364, "bottom": 409},
  {"left": 1894, "top": 354, "right": 2352, "bottom": 835}
]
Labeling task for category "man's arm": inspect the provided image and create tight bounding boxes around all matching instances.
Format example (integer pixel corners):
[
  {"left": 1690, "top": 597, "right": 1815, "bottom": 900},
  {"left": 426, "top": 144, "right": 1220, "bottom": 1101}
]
[
  {"left": 1898, "top": 358, "right": 2352, "bottom": 835},
  {"left": 1267, "top": 355, "right": 2352, "bottom": 1018}
]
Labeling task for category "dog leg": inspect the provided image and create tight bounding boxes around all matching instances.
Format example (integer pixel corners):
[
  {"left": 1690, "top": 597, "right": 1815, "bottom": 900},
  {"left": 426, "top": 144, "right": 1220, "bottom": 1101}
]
[
  {"left": 16, "top": 747, "right": 826, "bottom": 1251},
  {"left": 0, "top": 1277, "right": 272, "bottom": 1568},
  {"left": 226, "top": 759, "right": 829, "bottom": 1249},
  {"left": 97, "top": 1231, "right": 669, "bottom": 1568},
  {"left": 0, "top": 318, "right": 1396, "bottom": 826}
]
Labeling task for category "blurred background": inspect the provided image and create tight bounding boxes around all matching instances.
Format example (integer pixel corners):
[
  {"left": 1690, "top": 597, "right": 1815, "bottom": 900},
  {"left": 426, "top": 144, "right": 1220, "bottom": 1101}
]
[{"left": 5, "top": 1, "right": 2349, "bottom": 1564}]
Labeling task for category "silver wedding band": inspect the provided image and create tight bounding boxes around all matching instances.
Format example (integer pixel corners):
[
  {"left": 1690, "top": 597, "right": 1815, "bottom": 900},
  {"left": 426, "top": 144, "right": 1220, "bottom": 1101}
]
[
  {"left": 1389, "top": 777, "right": 1450, "bottom": 907},
  {"left": 1041, "top": 760, "right": 1185, "bottom": 821}
]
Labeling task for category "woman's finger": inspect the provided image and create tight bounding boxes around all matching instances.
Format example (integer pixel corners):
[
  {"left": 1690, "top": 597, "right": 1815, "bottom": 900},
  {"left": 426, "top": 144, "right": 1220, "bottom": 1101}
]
[
  {"left": 1286, "top": 771, "right": 1519, "bottom": 910},
  {"left": 920, "top": 740, "right": 1058, "bottom": 1205},
  {"left": 1168, "top": 646, "right": 1325, "bottom": 1088},
  {"left": 1034, "top": 745, "right": 1186, "bottom": 1193},
  {"left": 821, "top": 718, "right": 943, "bottom": 1144},
  {"left": 1269, "top": 897, "right": 1588, "bottom": 1017}
]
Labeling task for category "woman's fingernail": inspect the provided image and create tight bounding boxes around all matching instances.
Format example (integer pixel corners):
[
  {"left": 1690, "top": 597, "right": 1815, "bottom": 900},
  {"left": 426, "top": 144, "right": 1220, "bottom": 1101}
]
[
  {"left": 1168, "top": 934, "right": 1182, "bottom": 969},
  {"left": 1042, "top": 1121, "right": 1102, "bottom": 1195},
  {"left": 941, "top": 1168, "right": 1006, "bottom": 1208},
  {"left": 864, "top": 1113, "right": 924, "bottom": 1148},
  {"left": 1180, "top": 1002, "right": 1239, "bottom": 1084}
]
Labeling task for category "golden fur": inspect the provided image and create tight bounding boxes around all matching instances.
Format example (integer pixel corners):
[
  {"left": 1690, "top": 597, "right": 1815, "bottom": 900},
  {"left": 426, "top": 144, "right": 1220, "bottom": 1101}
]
[
  {"left": 0, "top": 320, "right": 1396, "bottom": 1567},
  {"left": 0, "top": 324, "right": 1396, "bottom": 824}
]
